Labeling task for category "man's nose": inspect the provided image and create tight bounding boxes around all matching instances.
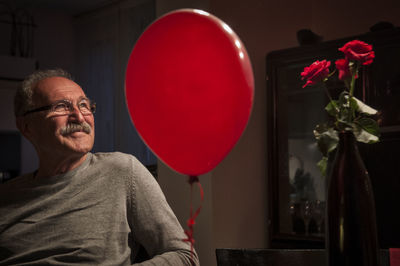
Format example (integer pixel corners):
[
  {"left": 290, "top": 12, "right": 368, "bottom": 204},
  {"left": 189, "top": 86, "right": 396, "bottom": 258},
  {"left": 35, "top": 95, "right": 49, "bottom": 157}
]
[{"left": 69, "top": 105, "right": 86, "bottom": 122}]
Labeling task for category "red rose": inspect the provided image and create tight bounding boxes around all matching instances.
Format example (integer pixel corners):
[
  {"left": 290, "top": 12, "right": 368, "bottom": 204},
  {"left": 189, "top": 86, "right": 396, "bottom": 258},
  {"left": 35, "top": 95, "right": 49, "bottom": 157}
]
[
  {"left": 335, "top": 58, "right": 352, "bottom": 80},
  {"left": 338, "top": 40, "right": 375, "bottom": 65},
  {"left": 301, "top": 60, "right": 331, "bottom": 88}
]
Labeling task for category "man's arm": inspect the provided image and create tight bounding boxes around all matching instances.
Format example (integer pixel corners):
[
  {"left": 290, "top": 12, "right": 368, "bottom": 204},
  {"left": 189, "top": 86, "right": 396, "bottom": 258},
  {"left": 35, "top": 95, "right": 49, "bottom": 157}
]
[{"left": 129, "top": 157, "right": 199, "bottom": 266}]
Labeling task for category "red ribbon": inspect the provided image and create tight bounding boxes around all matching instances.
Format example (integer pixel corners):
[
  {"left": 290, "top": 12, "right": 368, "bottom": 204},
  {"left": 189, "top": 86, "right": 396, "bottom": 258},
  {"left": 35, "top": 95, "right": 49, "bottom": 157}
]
[{"left": 183, "top": 175, "right": 204, "bottom": 259}]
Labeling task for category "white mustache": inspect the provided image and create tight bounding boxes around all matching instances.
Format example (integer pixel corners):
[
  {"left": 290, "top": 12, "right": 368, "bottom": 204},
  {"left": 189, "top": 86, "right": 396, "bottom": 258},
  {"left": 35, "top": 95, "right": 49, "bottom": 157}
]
[{"left": 60, "top": 122, "right": 91, "bottom": 136}]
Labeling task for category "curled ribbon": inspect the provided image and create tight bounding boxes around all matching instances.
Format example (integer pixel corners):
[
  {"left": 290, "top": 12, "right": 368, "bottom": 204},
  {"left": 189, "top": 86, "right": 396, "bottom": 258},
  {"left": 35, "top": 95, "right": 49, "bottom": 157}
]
[{"left": 183, "top": 175, "right": 204, "bottom": 260}]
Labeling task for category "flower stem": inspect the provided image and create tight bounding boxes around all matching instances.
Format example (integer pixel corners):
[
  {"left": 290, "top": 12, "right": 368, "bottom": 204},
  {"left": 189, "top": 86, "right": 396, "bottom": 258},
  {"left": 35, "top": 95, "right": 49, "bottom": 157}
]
[
  {"left": 349, "top": 70, "right": 357, "bottom": 97},
  {"left": 323, "top": 84, "right": 340, "bottom": 115},
  {"left": 348, "top": 63, "right": 359, "bottom": 123},
  {"left": 323, "top": 85, "right": 334, "bottom": 103}
]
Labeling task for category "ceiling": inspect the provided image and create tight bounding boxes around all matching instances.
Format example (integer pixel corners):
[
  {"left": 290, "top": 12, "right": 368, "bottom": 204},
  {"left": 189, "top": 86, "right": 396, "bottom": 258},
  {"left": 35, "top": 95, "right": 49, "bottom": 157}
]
[{"left": 2, "top": 0, "right": 118, "bottom": 16}]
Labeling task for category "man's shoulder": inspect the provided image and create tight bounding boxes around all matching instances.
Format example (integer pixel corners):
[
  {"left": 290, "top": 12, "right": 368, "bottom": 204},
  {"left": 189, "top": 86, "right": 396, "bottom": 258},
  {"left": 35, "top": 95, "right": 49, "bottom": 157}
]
[
  {"left": 90, "top": 151, "right": 141, "bottom": 168},
  {"left": 92, "top": 151, "right": 133, "bottom": 159},
  {"left": 0, "top": 172, "right": 33, "bottom": 188},
  {"left": 87, "top": 152, "right": 152, "bottom": 188}
]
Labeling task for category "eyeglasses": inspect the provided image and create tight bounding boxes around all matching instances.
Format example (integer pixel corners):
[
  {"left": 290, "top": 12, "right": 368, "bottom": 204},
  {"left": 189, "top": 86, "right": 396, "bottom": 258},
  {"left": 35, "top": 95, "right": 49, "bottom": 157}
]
[{"left": 23, "top": 98, "right": 96, "bottom": 116}]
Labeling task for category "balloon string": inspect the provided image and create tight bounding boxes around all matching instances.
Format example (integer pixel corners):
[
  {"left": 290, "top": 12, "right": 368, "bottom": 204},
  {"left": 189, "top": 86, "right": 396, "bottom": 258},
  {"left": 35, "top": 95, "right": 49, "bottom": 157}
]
[{"left": 183, "top": 175, "right": 204, "bottom": 262}]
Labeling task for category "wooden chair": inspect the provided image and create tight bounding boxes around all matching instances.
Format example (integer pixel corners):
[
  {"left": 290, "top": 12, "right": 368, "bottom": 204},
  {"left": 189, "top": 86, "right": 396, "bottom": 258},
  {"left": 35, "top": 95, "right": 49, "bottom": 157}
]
[{"left": 215, "top": 248, "right": 390, "bottom": 266}]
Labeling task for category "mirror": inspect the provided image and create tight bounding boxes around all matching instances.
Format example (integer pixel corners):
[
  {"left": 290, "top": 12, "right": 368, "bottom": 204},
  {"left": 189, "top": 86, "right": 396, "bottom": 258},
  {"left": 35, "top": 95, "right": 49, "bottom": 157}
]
[{"left": 266, "top": 49, "right": 337, "bottom": 247}]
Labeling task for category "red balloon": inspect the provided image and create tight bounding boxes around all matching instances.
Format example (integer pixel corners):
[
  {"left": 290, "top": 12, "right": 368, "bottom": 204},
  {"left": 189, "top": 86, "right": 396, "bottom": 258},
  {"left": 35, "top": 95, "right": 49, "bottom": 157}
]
[{"left": 125, "top": 9, "right": 254, "bottom": 176}]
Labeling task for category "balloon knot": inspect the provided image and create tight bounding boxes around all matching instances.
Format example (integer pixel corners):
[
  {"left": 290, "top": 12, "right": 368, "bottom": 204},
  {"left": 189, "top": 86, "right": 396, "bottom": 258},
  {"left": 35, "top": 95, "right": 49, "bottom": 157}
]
[
  {"left": 188, "top": 175, "right": 199, "bottom": 185},
  {"left": 187, "top": 218, "right": 195, "bottom": 227}
]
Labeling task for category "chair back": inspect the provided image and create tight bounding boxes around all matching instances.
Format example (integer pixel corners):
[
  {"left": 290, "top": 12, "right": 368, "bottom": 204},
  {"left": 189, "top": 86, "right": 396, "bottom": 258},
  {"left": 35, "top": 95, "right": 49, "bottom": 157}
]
[{"left": 215, "top": 248, "right": 390, "bottom": 266}]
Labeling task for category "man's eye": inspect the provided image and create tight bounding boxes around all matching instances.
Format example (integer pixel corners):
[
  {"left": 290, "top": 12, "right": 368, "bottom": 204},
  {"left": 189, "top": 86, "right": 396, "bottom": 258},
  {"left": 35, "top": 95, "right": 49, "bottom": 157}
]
[
  {"left": 54, "top": 102, "right": 69, "bottom": 111},
  {"left": 79, "top": 101, "right": 90, "bottom": 110}
]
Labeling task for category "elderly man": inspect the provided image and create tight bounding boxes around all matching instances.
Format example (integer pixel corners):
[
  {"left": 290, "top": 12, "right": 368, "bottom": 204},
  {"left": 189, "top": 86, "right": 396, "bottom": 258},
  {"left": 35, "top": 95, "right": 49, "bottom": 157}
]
[{"left": 0, "top": 69, "right": 199, "bottom": 265}]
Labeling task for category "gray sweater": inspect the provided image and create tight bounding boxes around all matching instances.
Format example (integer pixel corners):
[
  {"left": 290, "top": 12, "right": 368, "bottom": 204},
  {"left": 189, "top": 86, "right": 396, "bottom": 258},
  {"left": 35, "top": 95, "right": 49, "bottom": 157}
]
[{"left": 0, "top": 152, "right": 198, "bottom": 265}]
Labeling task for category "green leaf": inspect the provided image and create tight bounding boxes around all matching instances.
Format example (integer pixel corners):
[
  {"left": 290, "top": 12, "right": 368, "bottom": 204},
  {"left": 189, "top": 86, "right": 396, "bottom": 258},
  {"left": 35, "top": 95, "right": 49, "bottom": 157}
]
[
  {"left": 349, "top": 97, "right": 358, "bottom": 117},
  {"left": 355, "top": 117, "right": 380, "bottom": 137},
  {"left": 325, "top": 100, "right": 339, "bottom": 117},
  {"left": 336, "top": 91, "right": 351, "bottom": 123},
  {"left": 338, "top": 91, "right": 350, "bottom": 108},
  {"left": 314, "top": 123, "right": 330, "bottom": 136},
  {"left": 317, "top": 157, "right": 328, "bottom": 177},
  {"left": 353, "top": 124, "right": 379, "bottom": 144},
  {"left": 352, "top": 97, "right": 378, "bottom": 115},
  {"left": 314, "top": 125, "right": 339, "bottom": 156}
]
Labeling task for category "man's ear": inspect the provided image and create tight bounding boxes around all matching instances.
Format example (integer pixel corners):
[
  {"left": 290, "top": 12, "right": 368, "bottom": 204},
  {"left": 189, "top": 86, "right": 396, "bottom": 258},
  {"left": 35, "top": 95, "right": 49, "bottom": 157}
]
[{"left": 16, "top": 116, "right": 33, "bottom": 140}]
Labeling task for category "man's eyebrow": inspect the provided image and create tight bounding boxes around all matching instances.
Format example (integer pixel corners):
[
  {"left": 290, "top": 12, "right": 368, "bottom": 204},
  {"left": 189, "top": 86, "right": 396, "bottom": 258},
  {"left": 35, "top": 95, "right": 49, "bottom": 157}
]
[
  {"left": 52, "top": 97, "right": 87, "bottom": 103},
  {"left": 78, "top": 96, "right": 90, "bottom": 101}
]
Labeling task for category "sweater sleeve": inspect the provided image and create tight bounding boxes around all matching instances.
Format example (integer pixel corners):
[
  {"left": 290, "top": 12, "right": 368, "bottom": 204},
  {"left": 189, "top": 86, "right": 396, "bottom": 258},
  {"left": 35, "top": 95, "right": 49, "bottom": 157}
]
[{"left": 128, "top": 157, "right": 199, "bottom": 266}]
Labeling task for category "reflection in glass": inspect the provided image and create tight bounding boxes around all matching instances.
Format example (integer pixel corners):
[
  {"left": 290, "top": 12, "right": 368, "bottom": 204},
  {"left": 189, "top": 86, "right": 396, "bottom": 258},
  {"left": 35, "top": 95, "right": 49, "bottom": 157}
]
[
  {"left": 313, "top": 200, "right": 325, "bottom": 236},
  {"left": 284, "top": 80, "right": 328, "bottom": 236}
]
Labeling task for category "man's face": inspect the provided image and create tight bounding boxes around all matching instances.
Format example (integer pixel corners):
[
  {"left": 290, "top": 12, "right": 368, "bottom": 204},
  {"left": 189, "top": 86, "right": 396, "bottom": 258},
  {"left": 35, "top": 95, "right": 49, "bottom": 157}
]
[{"left": 23, "top": 77, "right": 95, "bottom": 159}]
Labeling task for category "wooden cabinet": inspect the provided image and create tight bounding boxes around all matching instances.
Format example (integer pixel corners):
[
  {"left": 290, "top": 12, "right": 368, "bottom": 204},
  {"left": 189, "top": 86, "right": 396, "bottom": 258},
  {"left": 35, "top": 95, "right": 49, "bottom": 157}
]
[{"left": 266, "top": 28, "right": 400, "bottom": 248}]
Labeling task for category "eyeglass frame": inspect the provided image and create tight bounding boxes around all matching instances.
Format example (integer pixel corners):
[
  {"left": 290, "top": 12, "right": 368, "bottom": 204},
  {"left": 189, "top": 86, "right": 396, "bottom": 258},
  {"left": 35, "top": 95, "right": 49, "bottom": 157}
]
[{"left": 22, "top": 98, "right": 96, "bottom": 116}]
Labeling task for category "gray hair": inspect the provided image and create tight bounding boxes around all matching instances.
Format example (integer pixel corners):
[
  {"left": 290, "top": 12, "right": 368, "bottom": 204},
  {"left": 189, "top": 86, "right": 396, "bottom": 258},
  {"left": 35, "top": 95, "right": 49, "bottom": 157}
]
[{"left": 14, "top": 69, "right": 73, "bottom": 116}]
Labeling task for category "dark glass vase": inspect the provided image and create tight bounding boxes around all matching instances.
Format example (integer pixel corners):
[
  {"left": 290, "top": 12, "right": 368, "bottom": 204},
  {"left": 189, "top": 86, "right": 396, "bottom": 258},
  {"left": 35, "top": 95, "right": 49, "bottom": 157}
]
[{"left": 326, "top": 131, "right": 379, "bottom": 266}]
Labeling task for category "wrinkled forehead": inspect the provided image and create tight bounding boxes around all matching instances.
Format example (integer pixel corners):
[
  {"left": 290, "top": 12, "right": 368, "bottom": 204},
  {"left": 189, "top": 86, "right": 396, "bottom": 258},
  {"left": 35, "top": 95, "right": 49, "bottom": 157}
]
[{"left": 33, "top": 77, "right": 87, "bottom": 104}]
